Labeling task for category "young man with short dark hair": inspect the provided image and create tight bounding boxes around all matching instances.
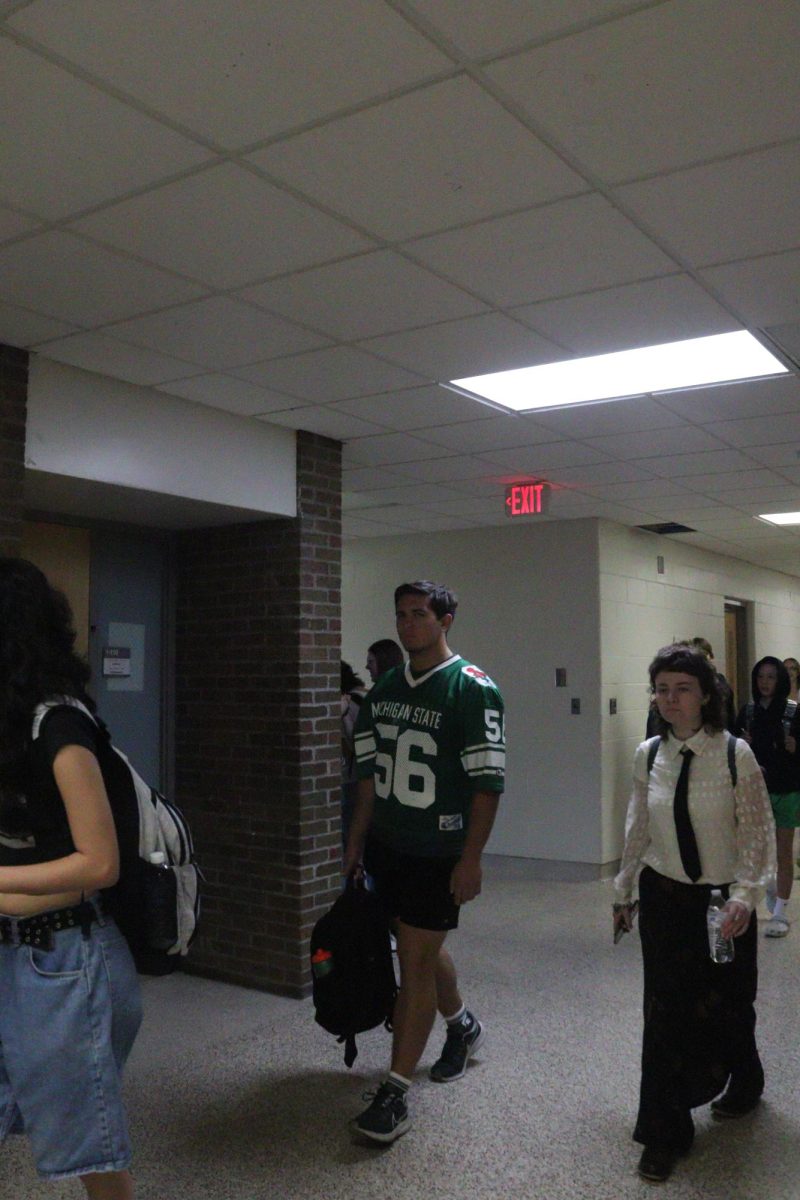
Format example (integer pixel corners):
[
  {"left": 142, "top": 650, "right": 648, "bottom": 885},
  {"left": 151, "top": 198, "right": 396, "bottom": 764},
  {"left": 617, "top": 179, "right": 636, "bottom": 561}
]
[{"left": 344, "top": 580, "right": 505, "bottom": 1143}]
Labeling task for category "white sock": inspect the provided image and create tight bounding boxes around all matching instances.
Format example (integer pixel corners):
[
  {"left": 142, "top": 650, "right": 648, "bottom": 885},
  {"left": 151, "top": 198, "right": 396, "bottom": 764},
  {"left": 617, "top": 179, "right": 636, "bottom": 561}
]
[
  {"left": 774, "top": 898, "right": 789, "bottom": 920},
  {"left": 444, "top": 1004, "right": 467, "bottom": 1026},
  {"left": 387, "top": 1071, "right": 411, "bottom": 1092}
]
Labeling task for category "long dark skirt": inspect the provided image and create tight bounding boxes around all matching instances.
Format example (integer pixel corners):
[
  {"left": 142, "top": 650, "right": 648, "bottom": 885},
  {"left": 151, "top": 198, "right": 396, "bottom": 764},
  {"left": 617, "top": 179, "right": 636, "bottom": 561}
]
[{"left": 634, "top": 866, "right": 763, "bottom": 1152}]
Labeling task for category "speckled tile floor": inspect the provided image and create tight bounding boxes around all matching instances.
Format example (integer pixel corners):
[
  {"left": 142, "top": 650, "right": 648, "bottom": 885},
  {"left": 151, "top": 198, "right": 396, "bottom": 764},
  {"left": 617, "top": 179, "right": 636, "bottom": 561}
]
[{"left": 5, "top": 856, "right": 800, "bottom": 1199}]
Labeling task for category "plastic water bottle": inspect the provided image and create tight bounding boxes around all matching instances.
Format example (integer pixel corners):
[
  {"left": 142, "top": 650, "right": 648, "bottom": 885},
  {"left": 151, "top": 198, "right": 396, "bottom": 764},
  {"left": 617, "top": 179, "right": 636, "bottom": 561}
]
[
  {"left": 144, "top": 850, "right": 178, "bottom": 950},
  {"left": 707, "top": 889, "right": 734, "bottom": 963}
]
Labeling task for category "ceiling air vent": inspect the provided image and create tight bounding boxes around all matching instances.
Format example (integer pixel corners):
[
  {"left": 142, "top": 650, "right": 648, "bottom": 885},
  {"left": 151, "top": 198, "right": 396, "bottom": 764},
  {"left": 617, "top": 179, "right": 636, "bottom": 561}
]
[{"left": 637, "top": 522, "right": 697, "bottom": 535}]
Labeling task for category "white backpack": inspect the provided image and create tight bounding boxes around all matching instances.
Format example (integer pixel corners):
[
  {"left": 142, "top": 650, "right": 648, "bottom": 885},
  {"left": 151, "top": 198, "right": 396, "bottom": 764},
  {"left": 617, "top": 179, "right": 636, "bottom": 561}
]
[{"left": 33, "top": 697, "right": 201, "bottom": 974}]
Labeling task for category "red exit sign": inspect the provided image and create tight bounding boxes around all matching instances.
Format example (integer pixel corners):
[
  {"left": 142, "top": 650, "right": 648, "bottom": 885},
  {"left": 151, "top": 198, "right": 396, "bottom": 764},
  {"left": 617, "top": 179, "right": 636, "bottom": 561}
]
[{"left": 505, "top": 482, "right": 551, "bottom": 517}]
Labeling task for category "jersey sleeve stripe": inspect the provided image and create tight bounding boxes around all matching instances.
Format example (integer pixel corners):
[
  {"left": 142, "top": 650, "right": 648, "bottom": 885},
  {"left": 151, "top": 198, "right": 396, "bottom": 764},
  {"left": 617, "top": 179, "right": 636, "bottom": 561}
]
[
  {"left": 354, "top": 731, "right": 376, "bottom": 763},
  {"left": 461, "top": 748, "right": 506, "bottom": 773}
]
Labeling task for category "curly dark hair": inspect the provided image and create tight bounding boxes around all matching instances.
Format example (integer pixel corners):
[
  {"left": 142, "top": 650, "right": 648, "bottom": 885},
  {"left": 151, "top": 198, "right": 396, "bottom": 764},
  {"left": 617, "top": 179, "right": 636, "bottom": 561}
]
[
  {"left": 648, "top": 642, "right": 724, "bottom": 736},
  {"left": 0, "top": 557, "right": 92, "bottom": 768}
]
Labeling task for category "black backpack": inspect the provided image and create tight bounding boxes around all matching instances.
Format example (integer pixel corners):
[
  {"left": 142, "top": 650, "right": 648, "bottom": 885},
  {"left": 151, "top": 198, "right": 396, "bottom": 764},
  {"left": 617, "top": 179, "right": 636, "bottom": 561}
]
[{"left": 310, "top": 878, "right": 397, "bottom": 1067}]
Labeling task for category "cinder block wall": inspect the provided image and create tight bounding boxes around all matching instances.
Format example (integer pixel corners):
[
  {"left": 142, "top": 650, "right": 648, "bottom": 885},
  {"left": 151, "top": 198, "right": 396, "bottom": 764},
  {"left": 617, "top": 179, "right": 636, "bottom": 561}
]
[
  {"left": 174, "top": 431, "right": 342, "bottom": 996},
  {"left": 0, "top": 344, "right": 27, "bottom": 553}
]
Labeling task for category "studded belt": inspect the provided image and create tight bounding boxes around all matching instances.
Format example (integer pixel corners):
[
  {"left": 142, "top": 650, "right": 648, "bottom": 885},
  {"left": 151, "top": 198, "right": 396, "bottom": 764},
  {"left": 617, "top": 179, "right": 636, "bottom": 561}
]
[{"left": 0, "top": 899, "right": 100, "bottom": 951}]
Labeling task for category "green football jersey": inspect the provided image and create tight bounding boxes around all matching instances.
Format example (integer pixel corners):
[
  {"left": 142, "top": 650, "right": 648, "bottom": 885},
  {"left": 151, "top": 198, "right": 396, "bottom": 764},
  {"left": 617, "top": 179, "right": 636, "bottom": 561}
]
[{"left": 354, "top": 654, "right": 505, "bottom": 856}]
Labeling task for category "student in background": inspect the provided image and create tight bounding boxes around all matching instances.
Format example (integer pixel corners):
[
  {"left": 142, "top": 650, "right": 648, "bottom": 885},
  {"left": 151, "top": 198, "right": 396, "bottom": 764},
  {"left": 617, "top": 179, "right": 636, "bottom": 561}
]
[
  {"left": 783, "top": 657, "right": 800, "bottom": 703},
  {"left": 365, "top": 639, "right": 404, "bottom": 685},
  {"left": 341, "top": 662, "right": 367, "bottom": 850},
  {"left": 735, "top": 657, "right": 800, "bottom": 937}
]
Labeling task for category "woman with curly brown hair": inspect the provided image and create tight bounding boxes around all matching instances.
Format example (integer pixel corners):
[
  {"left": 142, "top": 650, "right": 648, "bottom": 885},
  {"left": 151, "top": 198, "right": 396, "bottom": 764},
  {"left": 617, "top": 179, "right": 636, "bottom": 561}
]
[{"left": 0, "top": 558, "right": 141, "bottom": 1198}]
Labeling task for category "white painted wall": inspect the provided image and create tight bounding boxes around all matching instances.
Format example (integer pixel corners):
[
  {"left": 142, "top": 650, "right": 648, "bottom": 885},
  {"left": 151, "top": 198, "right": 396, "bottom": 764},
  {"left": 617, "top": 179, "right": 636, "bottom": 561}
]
[
  {"left": 342, "top": 519, "right": 603, "bottom": 864},
  {"left": 26, "top": 358, "right": 296, "bottom": 516},
  {"left": 600, "top": 520, "right": 800, "bottom": 865}
]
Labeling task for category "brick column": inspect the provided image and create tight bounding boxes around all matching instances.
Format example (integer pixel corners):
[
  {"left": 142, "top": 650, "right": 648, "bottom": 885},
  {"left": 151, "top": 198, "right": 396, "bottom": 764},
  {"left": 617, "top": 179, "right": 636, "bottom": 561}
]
[
  {"left": 174, "top": 431, "right": 342, "bottom": 996},
  {"left": 0, "top": 344, "right": 28, "bottom": 554}
]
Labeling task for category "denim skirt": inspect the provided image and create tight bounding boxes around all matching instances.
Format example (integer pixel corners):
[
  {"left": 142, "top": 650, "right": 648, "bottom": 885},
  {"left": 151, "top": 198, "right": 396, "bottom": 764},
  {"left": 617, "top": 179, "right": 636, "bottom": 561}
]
[{"left": 0, "top": 907, "right": 142, "bottom": 1180}]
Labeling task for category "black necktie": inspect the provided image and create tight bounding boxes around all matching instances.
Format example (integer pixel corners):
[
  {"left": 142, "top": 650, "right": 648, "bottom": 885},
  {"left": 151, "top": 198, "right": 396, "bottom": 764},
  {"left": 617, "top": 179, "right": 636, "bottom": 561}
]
[{"left": 673, "top": 747, "right": 701, "bottom": 881}]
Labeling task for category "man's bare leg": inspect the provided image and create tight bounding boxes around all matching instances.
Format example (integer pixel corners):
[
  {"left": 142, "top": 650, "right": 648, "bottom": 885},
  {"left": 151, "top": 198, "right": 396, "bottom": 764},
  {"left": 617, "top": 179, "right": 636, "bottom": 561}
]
[{"left": 391, "top": 922, "right": 448, "bottom": 1077}]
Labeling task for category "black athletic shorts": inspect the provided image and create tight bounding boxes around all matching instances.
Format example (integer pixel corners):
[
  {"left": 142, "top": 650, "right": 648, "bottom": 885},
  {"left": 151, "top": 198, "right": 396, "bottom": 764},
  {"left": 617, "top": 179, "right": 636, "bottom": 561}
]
[{"left": 364, "top": 837, "right": 461, "bottom": 932}]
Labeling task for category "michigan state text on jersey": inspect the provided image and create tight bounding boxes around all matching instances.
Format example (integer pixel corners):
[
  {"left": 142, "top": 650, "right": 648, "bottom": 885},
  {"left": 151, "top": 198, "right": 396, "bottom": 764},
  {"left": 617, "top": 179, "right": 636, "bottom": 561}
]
[{"left": 353, "top": 655, "right": 505, "bottom": 856}]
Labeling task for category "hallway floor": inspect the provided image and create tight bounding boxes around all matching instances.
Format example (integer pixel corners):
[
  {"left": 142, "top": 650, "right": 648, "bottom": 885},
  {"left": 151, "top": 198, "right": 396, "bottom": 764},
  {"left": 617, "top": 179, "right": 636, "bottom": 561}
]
[{"left": 7, "top": 857, "right": 800, "bottom": 1199}]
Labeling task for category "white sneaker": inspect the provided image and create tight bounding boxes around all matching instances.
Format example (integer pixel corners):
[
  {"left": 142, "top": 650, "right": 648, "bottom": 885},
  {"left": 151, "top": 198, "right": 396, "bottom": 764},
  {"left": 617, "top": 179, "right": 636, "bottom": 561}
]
[{"left": 765, "top": 915, "right": 790, "bottom": 938}]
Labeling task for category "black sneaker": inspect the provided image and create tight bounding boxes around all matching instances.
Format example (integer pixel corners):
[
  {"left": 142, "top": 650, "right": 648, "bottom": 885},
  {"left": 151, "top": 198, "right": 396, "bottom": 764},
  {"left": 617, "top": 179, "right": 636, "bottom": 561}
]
[
  {"left": 429, "top": 1014, "right": 485, "bottom": 1082},
  {"left": 351, "top": 1081, "right": 410, "bottom": 1144}
]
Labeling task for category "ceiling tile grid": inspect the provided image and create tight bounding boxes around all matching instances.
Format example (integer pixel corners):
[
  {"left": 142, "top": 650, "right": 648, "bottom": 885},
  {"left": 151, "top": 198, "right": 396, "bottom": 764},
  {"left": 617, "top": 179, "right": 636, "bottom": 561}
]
[{"left": 0, "top": 2, "right": 798, "bottom": 562}]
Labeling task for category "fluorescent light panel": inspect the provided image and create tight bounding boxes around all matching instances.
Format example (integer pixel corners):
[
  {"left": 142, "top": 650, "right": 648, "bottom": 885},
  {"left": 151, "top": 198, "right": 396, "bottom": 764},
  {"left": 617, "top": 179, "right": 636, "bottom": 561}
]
[
  {"left": 757, "top": 512, "right": 800, "bottom": 526},
  {"left": 449, "top": 331, "right": 788, "bottom": 413}
]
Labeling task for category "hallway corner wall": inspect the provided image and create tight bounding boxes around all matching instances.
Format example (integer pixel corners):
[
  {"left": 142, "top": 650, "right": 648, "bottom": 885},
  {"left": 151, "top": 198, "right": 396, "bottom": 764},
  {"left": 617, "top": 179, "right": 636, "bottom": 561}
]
[
  {"left": 173, "top": 431, "right": 342, "bottom": 997},
  {"left": 0, "top": 343, "right": 27, "bottom": 553}
]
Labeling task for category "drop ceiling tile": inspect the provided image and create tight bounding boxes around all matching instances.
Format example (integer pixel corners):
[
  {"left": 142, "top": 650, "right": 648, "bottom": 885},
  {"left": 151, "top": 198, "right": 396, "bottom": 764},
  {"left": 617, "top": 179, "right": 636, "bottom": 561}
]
[
  {"left": 342, "top": 464, "right": 418, "bottom": 491},
  {"left": 233, "top": 346, "right": 425, "bottom": 402},
  {"left": 405, "top": 194, "right": 675, "bottom": 308},
  {"left": 767, "top": 321, "right": 800, "bottom": 363},
  {"left": 480, "top": 440, "right": 613, "bottom": 473},
  {"left": 0, "top": 39, "right": 211, "bottom": 221},
  {"left": 410, "top": 0, "right": 647, "bottom": 58},
  {"left": 555, "top": 462, "right": 656, "bottom": 486},
  {"left": 641, "top": 449, "right": 757, "bottom": 478},
  {"left": 383, "top": 509, "right": 482, "bottom": 532},
  {"left": 678, "top": 469, "right": 786, "bottom": 494},
  {"left": 486, "top": 0, "right": 800, "bottom": 181},
  {"left": 238, "top": 251, "right": 487, "bottom": 340},
  {"left": 731, "top": 485, "right": 800, "bottom": 506},
  {"left": 157, "top": 374, "right": 299, "bottom": 417},
  {"left": 513, "top": 275, "right": 736, "bottom": 355},
  {"left": 11, "top": 0, "right": 450, "bottom": 146},
  {"left": 1, "top": 303, "right": 77, "bottom": 347},
  {"left": 746, "top": 444, "right": 800, "bottom": 469},
  {"left": 573, "top": 479, "right": 696, "bottom": 502},
  {"left": 72, "top": 164, "right": 371, "bottom": 289},
  {"left": 646, "top": 495, "right": 750, "bottom": 515},
  {"left": 343, "top": 432, "right": 447, "bottom": 467},
  {"left": 657, "top": 375, "right": 800, "bottom": 422},
  {"left": 0, "top": 232, "right": 205, "bottom": 325},
  {"left": 584, "top": 426, "right": 730, "bottom": 461},
  {"left": 108, "top": 297, "right": 326, "bottom": 370},
  {"left": 361, "top": 313, "right": 561, "bottom": 380},
  {"left": 420, "top": 414, "right": 562, "bottom": 454},
  {"left": 530, "top": 396, "right": 685, "bottom": 439},
  {"left": 394, "top": 455, "right": 503, "bottom": 485},
  {"left": 766, "top": 465, "right": 800, "bottom": 487},
  {"left": 425, "top": 495, "right": 507, "bottom": 518},
  {"left": 38, "top": 333, "right": 196, "bottom": 386},
  {"left": 699, "top": 251, "right": 800, "bottom": 327},
  {"left": 0, "top": 205, "right": 39, "bottom": 243},
  {"left": 616, "top": 143, "right": 800, "bottom": 268},
  {"left": 257, "top": 405, "right": 386, "bottom": 440},
  {"left": 343, "top": 514, "right": 411, "bottom": 538},
  {"left": 349, "top": 481, "right": 464, "bottom": 509},
  {"left": 331, "top": 385, "right": 495, "bottom": 430},
  {"left": 711, "top": 412, "right": 800, "bottom": 450},
  {"left": 251, "top": 77, "right": 585, "bottom": 241}
]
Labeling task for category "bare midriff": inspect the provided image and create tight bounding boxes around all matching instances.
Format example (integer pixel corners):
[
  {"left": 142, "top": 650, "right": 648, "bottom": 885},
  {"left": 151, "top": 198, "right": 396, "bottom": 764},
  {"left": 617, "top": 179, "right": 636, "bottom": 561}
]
[{"left": 0, "top": 889, "right": 84, "bottom": 919}]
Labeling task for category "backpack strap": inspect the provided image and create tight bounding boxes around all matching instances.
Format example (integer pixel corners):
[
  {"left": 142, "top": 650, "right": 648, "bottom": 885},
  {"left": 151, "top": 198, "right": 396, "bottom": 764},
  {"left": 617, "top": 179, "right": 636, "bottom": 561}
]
[
  {"left": 725, "top": 730, "right": 738, "bottom": 788},
  {"left": 645, "top": 735, "right": 662, "bottom": 775},
  {"left": 32, "top": 696, "right": 96, "bottom": 741},
  {"left": 648, "top": 730, "right": 737, "bottom": 787}
]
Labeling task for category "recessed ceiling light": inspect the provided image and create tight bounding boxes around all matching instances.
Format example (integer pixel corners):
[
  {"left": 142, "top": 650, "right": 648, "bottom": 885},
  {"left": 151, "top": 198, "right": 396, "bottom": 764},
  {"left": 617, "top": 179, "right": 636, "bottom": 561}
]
[
  {"left": 447, "top": 331, "right": 788, "bottom": 413},
  {"left": 757, "top": 512, "right": 800, "bottom": 526}
]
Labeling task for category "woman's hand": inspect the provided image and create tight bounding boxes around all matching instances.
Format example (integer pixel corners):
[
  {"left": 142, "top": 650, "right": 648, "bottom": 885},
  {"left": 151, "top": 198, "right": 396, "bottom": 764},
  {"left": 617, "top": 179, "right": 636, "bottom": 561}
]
[
  {"left": 720, "top": 899, "right": 750, "bottom": 939},
  {"left": 740, "top": 729, "right": 753, "bottom": 745},
  {"left": 613, "top": 902, "right": 637, "bottom": 937}
]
